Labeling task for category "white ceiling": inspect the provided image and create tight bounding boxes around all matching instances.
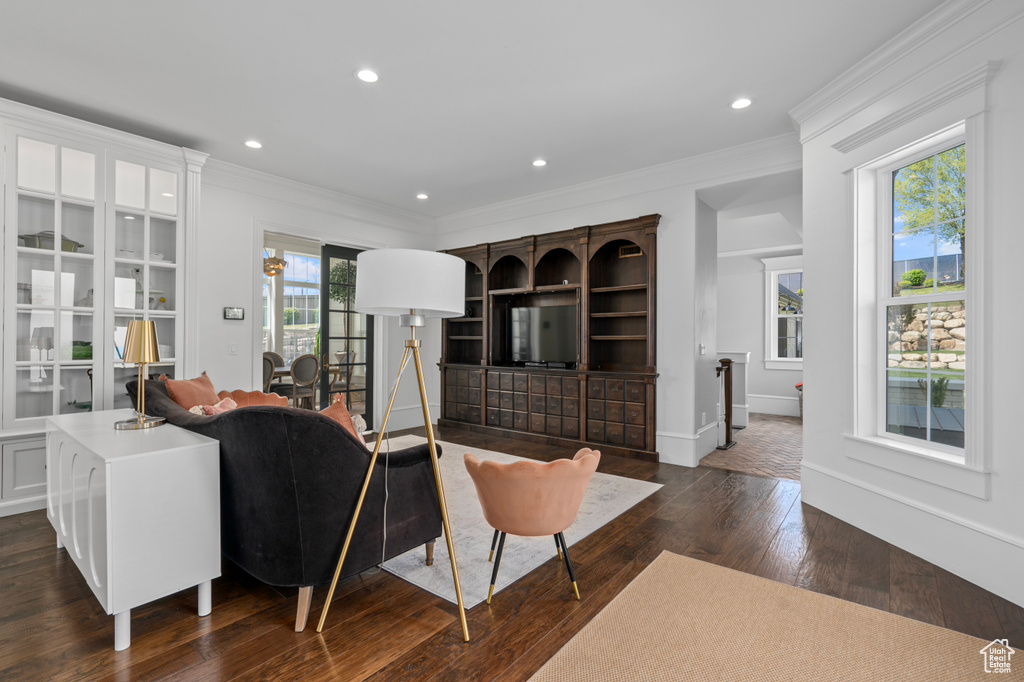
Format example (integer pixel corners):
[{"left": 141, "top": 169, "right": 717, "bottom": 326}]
[{"left": 0, "top": 1, "right": 944, "bottom": 218}]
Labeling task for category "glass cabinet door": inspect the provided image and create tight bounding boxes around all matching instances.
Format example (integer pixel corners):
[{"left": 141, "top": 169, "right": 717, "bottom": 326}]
[
  {"left": 4, "top": 133, "right": 101, "bottom": 427},
  {"left": 109, "top": 159, "right": 182, "bottom": 406}
]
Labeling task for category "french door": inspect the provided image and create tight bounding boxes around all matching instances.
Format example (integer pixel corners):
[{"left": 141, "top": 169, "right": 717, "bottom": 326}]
[{"left": 320, "top": 244, "right": 373, "bottom": 422}]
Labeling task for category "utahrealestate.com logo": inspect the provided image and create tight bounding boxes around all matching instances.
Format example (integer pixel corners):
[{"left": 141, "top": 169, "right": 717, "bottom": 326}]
[{"left": 980, "top": 639, "right": 1015, "bottom": 674}]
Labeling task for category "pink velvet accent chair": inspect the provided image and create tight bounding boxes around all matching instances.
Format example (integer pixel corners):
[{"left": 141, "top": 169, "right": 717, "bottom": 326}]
[{"left": 464, "top": 448, "right": 600, "bottom": 604}]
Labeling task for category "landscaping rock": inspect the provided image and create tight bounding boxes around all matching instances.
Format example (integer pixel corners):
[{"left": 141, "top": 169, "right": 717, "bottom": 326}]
[
  {"left": 901, "top": 331, "right": 922, "bottom": 343},
  {"left": 938, "top": 353, "right": 959, "bottom": 363},
  {"left": 948, "top": 361, "right": 966, "bottom": 371},
  {"left": 950, "top": 327, "right": 966, "bottom": 340},
  {"left": 931, "top": 328, "right": 951, "bottom": 341},
  {"left": 900, "top": 360, "right": 927, "bottom": 369},
  {"left": 902, "top": 353, "right": 923, "bottom": 361},
  {"left": 944, "top": 318, "right": 965, "bottom": 329}
]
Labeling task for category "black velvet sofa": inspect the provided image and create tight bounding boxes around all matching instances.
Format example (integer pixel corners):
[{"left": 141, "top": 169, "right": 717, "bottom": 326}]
[{"left": 127, "top": 379, "right": 442, "bottom": 630}]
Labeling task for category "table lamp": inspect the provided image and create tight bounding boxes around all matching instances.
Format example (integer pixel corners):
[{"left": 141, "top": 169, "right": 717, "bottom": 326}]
[
  {"left": 114, "top": 320, "right": 166, "bottom": 430},
  {"left": 316, "top": 249, "right": 470, "bottom": 641}
]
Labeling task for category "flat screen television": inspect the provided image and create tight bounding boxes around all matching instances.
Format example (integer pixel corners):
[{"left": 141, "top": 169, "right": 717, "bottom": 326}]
[{"left": 509, "top": 305, "right": 577, "bottom": 365}]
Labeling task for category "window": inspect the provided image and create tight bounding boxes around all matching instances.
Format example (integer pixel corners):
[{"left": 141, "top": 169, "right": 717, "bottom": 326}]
[
  {"left": 881, "top": 142, "right": 966, "bottom": 451},
  {"left": 280, "top": 252, "right": 321, "bottom": 362},
  {"left": 762, "top": 255, "right": 803, "bottom": 370}
]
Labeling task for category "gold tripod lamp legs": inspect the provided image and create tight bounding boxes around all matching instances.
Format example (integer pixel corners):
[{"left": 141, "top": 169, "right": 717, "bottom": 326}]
[{"left": 316, "top": 337, "right": 470, "bottom": 643}]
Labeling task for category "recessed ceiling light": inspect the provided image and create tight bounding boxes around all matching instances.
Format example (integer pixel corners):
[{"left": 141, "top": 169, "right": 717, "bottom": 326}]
[
  {"left": 730, "top": 98, "right": 752, "bottom": 110},
  {"left": 245, "top": 140, "right": 263, "bottom": 149},
  {"left": 533, "top": 159, "right": 547, "bottom": 167},
  {"left": 161, "top": 192, "right": 174, "bottom": 198},
  {"left": 356, "top": 69, "right": 379, "bottom": 83},
  {"left": 416, "top": 193, "right": 429, "bottom": 200}
]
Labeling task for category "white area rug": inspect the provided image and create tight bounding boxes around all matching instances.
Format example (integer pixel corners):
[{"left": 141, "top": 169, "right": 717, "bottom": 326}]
[{"left": 380, "top": 436, "right": 661, "bottom": 608}]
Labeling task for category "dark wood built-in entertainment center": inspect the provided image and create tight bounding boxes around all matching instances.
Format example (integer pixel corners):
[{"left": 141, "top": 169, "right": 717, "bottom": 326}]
[{"left": 440, "top": 214, "right": 659, "bottom": 461}]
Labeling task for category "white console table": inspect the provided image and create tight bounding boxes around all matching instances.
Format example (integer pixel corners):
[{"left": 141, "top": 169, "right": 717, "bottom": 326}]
[{"left": 45, "top": 410, "right": 220, "bottom": 651}]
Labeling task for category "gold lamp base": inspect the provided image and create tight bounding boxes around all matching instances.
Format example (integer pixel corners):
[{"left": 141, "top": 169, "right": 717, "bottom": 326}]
[{"left": 114, "top": 414, "right": 166, "bottom": 430}]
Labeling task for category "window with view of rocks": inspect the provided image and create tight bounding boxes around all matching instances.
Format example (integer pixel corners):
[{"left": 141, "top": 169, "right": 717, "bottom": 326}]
[{"left": 883, "top": 143, "right": 966, "bottom": 450}]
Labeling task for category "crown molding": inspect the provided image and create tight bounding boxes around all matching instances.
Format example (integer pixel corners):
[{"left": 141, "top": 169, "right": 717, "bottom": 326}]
[
  {"left": 718, "top": 244, "right": 803, "bottom": 259},
  {"left": 203, "top": 159, "right": 434, "bottom": 236},
  {"left": 831, "top": 60, "right": 999, "bottom": 154},
  {"left": 0, "top": 95, "right": 198, "bottom": 163},
  {"left": 789, "top": 0, "right": 993, "bottom": 132},
  {"left": 435, "top": 133, "right": 801, "bottom": 237}
]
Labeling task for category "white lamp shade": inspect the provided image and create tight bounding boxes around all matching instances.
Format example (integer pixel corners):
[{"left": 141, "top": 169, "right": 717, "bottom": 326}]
[{"left": 354, "top": 249, "right": 466, "bottom": 318}]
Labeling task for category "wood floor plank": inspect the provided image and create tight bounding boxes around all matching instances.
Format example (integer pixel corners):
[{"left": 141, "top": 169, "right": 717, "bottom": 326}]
[
  {"left": 752, "top": 497, "right": 822, "bottom": 586},
  {"left": 991, "top": 593, "right": 1024, "bottom": 648},
  {"left": 889, "top": 546, "right": 944, "bottom": 627},
  {"left": 841, "top": 526, "right": 890, "bottom": 611},
  {"left": 934, "top": 566, "right": 1005, "bottom": 641}
]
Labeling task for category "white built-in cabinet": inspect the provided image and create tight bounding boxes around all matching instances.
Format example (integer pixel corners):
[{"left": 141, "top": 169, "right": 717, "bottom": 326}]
[{"left": 0, "top": 98, "right": 206, "bottom": 517}]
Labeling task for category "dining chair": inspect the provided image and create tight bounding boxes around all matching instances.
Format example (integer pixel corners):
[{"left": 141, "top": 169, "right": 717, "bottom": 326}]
[
  {"left": 262, "top": 355, "right": 274, "bottom": 393},
  {"left": 463, "top": 448, "right": 600, "bottom": 604},
  {"left": 271, "top": 353, "right": 318, "bottom": 409}
]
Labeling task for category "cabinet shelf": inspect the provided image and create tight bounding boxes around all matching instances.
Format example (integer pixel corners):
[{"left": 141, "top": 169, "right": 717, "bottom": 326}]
[
  {"left": 590, "top": 284, "right": 647, "bottom": 293},
  {"left": 465, "top": 296, "right": 483, "bottom": 302},
  {"left": 449, "top": 335, "right": 484, "bottom": 341},
  {"left": 534, "top": 283, "right": 580, "bottom": 292},
  {"left": 591, "top": 335, "right": 647, "bottom": 341},
  {"left": 489, "top": 287, "right": 528, "bottom": 296},
  {"left": 590, "top": 311, "right": 647, "bottom": 318},
  {"left": 450, "top": 317, "right": 483, "bottom": 322}
]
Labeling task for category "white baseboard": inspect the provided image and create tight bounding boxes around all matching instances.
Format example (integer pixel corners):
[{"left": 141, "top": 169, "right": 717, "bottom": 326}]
[
  {"left": 749, "top": 393, "right": 801, "bottom": 417},
  {"left": 657, "top": 423, "right": 718, "bottom": 468},
  {"left": 0, "top": 495, "right": 46, "bottom": 518},
  {"left": 802, "top": 460, "right": 1024, "bottom": 609},
  {"left": 732, "top": 403, "right": 749, "bottom": 428},
  {"left": 379, "top": 403, "right": 442, "bottom": 433}
]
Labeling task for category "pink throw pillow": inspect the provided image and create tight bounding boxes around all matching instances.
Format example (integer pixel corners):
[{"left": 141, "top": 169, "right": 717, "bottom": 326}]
[{"left": 200, "top": 397, "right": 237, "bottom": 416}]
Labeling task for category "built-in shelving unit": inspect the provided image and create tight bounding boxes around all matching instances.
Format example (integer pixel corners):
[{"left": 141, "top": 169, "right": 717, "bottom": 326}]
[
  {"left": 440, "top": 214, "right": 659, "bottom": 461},
  {"left": 0, "top": 99, "right": 205, "bottom": 517}
]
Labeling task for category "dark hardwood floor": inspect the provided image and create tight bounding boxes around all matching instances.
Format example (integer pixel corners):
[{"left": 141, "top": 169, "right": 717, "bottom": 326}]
[{"left": 1, "top": 425, "right": 1021, "bottom": 680}]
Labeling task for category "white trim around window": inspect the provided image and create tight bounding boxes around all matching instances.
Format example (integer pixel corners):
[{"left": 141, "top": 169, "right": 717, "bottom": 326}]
[
  {"left": 850, "top": 117, "right": 988, "bottom": 493},
  {"left": 762, "top": 255, "right": 803, "bottom": 371}
]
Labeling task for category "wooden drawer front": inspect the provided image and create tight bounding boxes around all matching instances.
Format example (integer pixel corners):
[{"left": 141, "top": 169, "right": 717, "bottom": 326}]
[
  {"left": 514, "top": 373, "right": 529, "bottom": 393},
  {"left": 446, "top": 386, "right": 458, "bottom": 403},
  {"left": 563, "top": 377, "right": 579, "bottom": 397},
  {"left": 487, "top": 408, "right": 501, "bottom": 426},
  {"left": 467, "top": 406, "right": 482, "bottom": 424},
  {"left": 487, "top": 372, "right": 499, "bottom": 390},
  {"left": 587, "top": 421, "right": 605, "bottom": 442},
  {"left": 625, "top": 425, "right": 645, "bottom": 449},
  {"left": 457, "top": 370, "right": 471, "bottom": 386},
  {"left": 456, "top": 385, "right": 469, "bottom": 403},
  {"left": 606, "top": 379, "right": 625, "bottom": 401},
  {"left": 513, "top": 393, "right": 529, "bottom": 412},
  {"left": 456, "top": 403, "right": 469, "bottom": 421},
  {"left": 467, "top": 371, "right": 481, "bottom": 388},
  {"left": 605, "top": 422, "right": 625, "bottom": 445},
  {"left": 544, "top": 415, "right": 560, "bottom": 436},
  {"left": 530, "top": 414, "right": 546, "bottom": 434},
  {"left": 446, "top": 402, "right": 458, "bottom": 419},
  {"left": 625, "top": 380, "right": 645, "bottom": 403},
  {"left": 546, "top": 376, "right": 562, "bottom": 396},
  {"left": 546, "top": 396, "right": 562, "bottom": 415},
  {"left": 446, "top": 368, "right": 458, "bottom": 384},
  {"left": 625, "top": 402, "right": 644, "bottom": 425},
  {"left": 563, "top": 397, "right": 579, "bottom": 418},
  {"left": 588, "top": 379, "right": 605, "bottom": 400},
  {"left": 531, "top": 377, "right": 545, "bottom": 394},
  {"left": 588, "top": 399, "right": 606, "bottom": 421},
  {"left": 563, "top": 417, "right": 580, "bottom": 438},
  {"left": 500, "top": 373, "right": 514, "bottom": 391},
  {"left": 605, "top": 401, "right": 625, "bottom": 423},
  {"left": 530, "top": 394, "right": 546, "bottom": 413},
  {"left": 500, "top": 411, "right": 514, "bottom": 429},
  {"left": 487, "top": 390, "right": 500, "bottom": 408},
  {"left": 514, "top": 412, "right": 528, "bottom": 430},
  {"left": 467, "top": 388, "right": 481, "bottom": 405},
  {"left": 500, "top": 392, "right": 514, "bottom": 410}
]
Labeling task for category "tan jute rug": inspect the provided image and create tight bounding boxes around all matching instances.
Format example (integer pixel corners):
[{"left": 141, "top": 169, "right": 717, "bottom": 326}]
[{"left": 529, "top": 551, "right": 1017, "bottom": 681}]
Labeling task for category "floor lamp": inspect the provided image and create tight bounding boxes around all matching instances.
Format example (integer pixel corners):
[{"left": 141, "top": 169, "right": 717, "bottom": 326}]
[{"left": 316, "top": 249, "right": 470, "bottom": 641}]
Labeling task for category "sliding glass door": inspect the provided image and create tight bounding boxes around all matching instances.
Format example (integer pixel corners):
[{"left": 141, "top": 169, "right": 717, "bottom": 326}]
[{"left": 320, "top": 244, "right": 373, "bottom": 423}]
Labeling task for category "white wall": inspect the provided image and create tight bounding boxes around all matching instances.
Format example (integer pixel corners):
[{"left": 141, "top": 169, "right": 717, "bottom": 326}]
[
  {"left": 794, "top": 0, "right": 1024, "bottom": 607},
  {"left": 717, "top": 254, "right": 803, "bottom": 416},
  {"left": 694, "top": 198, "right": 719, "bottom": 453},
  {"left": 195, "top": 161, "right": 439, "bottom": 431},
  {"left": 435, "top": 134, "right": 801, "bottom": 466}
]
